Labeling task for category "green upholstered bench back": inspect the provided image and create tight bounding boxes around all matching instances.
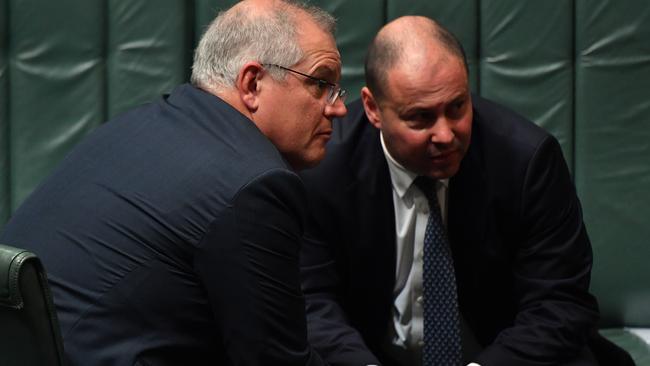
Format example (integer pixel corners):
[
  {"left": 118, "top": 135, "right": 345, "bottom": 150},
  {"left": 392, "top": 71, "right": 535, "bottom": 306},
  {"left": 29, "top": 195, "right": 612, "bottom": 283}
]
[{"left": 1, "top": 0, "right": 649, "bottom": 340}]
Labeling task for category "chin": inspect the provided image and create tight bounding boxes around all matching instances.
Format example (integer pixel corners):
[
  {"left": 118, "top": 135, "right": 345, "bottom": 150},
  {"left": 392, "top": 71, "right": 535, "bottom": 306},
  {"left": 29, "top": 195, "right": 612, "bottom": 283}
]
[
  {"left": 289, "top": 151, "right": 326, "bottom": 171},
  {"left": 305, "top": 155, "right": 326, "bottom": 169},
  {"left": 425, "top": 163, "right": 461, "bottom": 179}
]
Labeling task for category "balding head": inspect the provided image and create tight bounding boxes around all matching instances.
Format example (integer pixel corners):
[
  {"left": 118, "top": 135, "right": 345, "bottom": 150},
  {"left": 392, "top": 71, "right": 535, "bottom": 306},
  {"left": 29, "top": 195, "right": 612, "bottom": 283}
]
[
  {"left": 365, "top": 16, "right": 468, "bottom": 102},
  {"left": 191, "top": 0, "right": 336, "bottom": 92}
]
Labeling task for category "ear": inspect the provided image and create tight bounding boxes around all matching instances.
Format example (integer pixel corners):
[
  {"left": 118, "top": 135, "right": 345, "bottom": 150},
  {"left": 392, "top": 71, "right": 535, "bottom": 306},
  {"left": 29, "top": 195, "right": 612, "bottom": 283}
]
[
  {"left": 361, "top": 86, "right": 382, "bottom": 129},
  {"left": 236, "top": 62, "right": 265, "bottom": 112}
]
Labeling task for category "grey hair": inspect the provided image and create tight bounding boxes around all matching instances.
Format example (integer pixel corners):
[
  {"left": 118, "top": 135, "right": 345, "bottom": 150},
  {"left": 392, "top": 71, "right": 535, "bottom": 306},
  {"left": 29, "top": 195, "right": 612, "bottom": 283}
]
[{"left": 191, "top": 0, "right": 336, "bottom": 91}]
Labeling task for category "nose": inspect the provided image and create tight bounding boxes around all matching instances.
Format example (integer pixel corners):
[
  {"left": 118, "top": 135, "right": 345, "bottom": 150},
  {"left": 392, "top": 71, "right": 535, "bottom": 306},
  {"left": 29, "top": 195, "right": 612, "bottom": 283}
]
[
  {"left": 429, "top": 118, "right": 454, "bottom": 145},
  {"left": 324, "top": 98, "right": 347, "bottom": 118}
]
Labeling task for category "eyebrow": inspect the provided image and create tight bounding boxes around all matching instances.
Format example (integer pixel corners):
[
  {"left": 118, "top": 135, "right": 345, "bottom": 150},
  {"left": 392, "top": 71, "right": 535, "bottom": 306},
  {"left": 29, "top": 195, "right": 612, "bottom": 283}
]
[
  {"left": 311, "top": 65, "right": 339, "bottom": 81},
  {"left": 398, "top": 92, "right": 469, "bottom": 114}
]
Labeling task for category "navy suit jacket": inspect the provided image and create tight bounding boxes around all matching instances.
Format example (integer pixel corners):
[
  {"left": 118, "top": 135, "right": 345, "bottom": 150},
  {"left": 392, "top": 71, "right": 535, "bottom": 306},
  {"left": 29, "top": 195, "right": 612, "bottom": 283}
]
[
  {"left": 1, "top": 84, "right": 324, "bottom": 366},
  {"left": 300, "top": 97, "right": 602, "bottom": 366}
]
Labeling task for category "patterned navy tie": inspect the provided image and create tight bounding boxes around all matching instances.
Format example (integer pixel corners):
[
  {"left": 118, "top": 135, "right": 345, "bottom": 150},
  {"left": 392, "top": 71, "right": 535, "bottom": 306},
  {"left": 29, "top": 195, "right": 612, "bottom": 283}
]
[{"left": 414, "top": 176, "right": 461, "bottom": 366}]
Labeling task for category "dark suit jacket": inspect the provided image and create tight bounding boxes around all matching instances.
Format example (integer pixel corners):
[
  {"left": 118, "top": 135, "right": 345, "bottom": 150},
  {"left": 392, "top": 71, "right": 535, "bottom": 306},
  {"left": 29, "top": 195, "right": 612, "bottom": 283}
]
[
  {"left": 300, "top": 97, "right": 603, "bottom": 366},
  {"left": 1, "top": 84, "right": 324, "bottom": 366}
]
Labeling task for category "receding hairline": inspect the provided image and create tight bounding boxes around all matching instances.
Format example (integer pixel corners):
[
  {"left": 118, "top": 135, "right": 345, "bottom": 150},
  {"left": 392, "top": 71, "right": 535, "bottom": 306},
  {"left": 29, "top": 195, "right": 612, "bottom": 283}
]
[{"left": 365, "top": 16, "right": 468, "bottom": 101}]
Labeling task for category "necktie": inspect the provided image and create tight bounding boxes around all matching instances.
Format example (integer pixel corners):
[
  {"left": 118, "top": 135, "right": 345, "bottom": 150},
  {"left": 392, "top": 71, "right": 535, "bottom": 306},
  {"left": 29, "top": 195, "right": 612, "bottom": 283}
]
[{"left": 413, "top": 176, "right": 462, "bottom": 366}]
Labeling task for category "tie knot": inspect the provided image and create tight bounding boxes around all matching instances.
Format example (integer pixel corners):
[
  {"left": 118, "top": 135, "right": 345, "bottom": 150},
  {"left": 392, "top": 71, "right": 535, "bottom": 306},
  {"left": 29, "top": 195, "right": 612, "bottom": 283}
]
[{"left": 413, "top": 176, "right": 438, "bottom": 205}]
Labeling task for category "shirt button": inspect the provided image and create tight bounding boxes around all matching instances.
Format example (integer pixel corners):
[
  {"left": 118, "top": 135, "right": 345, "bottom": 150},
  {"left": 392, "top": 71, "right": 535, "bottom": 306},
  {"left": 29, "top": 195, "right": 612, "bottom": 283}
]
[
  {"left": 416, "top": 296, "right": 423, "bottom": 304},
  {"left": 418, "top": 340, "right": 425, "bottom": 347}
]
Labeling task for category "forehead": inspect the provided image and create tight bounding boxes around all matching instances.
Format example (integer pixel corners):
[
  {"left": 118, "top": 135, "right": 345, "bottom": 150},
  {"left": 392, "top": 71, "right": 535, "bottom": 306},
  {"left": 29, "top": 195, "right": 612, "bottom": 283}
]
[
  {"left": 293, "top": 14, "right": 341, "bottom": 74},
  {"left": 384, "top": 53, "right": 468, "bottom": 109}
]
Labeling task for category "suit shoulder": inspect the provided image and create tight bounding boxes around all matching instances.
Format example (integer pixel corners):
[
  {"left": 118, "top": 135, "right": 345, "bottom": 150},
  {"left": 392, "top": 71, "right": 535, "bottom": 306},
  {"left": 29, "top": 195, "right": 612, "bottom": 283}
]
[
  {"left": 472, "top": 95, "right": 554, "bottom": 155},
  {"left": 328, "top": 99, "right": 372, "bottom": 147}
]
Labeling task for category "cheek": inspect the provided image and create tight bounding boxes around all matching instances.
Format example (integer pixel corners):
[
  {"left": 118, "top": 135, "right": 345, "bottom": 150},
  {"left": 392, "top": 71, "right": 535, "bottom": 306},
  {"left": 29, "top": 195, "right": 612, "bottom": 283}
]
[
  {"left": 458, "top": 110, "right": 473, "bottom": 140},
  {"left": 389, "top": 130, "right": 431, "bottom": 164},
  {"left": 456, "top": 118, "right": 473, "bottom": 149},
  {"left": 290, "top": 104, "right": 317, "bottom": 137},
  {"left": 400, "top": 130, "right": 431, "bottom": 152},
  {"left": 301, "top": 108, "right": 328, "bottom": 152}
]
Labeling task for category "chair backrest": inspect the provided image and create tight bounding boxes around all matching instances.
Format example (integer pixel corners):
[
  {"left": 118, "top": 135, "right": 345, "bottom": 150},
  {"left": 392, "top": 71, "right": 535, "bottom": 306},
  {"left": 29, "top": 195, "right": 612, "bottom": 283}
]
[{"left": 0, "top": 244, "right": 66, "bottom": 366}]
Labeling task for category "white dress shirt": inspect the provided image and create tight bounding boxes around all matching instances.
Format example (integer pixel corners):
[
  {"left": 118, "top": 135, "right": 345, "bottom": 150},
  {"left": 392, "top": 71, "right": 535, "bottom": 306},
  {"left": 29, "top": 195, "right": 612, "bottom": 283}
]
[{"left": 380, "top": 133, "right": 480, "bottom": 366}]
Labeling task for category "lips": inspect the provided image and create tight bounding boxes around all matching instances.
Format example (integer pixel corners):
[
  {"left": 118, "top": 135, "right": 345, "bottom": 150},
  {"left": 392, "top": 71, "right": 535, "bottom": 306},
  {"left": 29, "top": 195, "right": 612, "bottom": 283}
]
[
  {"left": 429, "top": 150, "right": 456, "bottom": 162},
  {"left": 317, "top": 129, "right": 332, "bottom": 138}
]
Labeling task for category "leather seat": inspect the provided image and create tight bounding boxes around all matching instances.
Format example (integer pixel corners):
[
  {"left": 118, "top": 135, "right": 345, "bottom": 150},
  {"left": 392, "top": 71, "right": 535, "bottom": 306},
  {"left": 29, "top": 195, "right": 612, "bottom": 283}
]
[{"left": 0, "top": 244, "right": 66, "bottom": 366}]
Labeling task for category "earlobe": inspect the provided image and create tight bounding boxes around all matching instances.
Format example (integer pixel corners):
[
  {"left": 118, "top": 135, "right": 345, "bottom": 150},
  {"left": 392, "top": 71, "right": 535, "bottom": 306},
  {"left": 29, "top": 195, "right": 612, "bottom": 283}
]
[
  {"left": 237, "top": 62, "right": 264, "bottom": 112},
  {"left": 361, "top": 87, "right": 382, "bottom": 129}
]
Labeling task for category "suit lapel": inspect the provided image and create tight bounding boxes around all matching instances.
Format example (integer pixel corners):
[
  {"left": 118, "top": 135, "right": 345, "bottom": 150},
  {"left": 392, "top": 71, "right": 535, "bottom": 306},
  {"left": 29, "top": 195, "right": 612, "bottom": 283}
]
[
  {"left": 449, "top": 110, "right": 488, "bottom": 250},
  {"left": 346, "top": 116, "right": 397, "bottom": 335},
  {"left": 348, "top": 118, "right": 395, "bottom": 265},
  {"left": 448, "top": 112, "right": 489, "bottom": 314}
]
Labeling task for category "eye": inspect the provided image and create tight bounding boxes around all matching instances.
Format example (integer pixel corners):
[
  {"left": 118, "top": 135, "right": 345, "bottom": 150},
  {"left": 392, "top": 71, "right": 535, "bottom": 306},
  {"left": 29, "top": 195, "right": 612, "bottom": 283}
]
[
  {"left": 402, "top": 111, "right": 434, "bottom": 129},
  {"left": 406, "top": 110, "right": 435, "bottom": 123},
  {"left": 448, "top": 99, "right": 466, "bottom": 118},
  {"left": 316, "top": 79, "right": 329, "bottom": 90},
  {"left": 418, "top": 111, "right": 437, "bottom": 121},
  {"left": 305, "top": 76, "right": 329, "bottom": 91}
]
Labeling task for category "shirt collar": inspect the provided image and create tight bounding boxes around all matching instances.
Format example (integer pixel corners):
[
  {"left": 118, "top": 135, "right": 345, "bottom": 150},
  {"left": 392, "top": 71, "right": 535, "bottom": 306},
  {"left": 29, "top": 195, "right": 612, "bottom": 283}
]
[{"left": 380, "top": 132, "right": 449, "bottom": 199}]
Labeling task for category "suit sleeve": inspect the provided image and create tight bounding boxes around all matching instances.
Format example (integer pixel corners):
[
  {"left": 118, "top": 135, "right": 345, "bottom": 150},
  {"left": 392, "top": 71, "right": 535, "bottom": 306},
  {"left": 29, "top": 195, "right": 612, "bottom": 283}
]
[
  {"left": 301, "top": 217, "right": 382, "bottom": 366},
  {"left": 475, "top": 136, "right": 600, "bottom": 366},
  {"left": 194, "top": 168, "right": 325, "bottom": 366}
]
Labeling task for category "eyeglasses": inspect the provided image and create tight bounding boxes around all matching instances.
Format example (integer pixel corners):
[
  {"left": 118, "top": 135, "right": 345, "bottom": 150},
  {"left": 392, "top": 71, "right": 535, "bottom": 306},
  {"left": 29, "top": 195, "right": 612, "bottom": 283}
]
[{"left": 263, "top": 64, "right": 347, "bottom": 105}]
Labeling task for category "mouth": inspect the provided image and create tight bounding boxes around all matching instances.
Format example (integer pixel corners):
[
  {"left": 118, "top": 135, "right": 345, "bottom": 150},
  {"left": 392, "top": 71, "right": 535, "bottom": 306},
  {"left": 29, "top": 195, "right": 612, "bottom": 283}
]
[
  {"left": 316, "top": 129, "right": 332, "bottom": 139},
  {"left": 429, "top": 150, "right": 456, "bottom": 162}
]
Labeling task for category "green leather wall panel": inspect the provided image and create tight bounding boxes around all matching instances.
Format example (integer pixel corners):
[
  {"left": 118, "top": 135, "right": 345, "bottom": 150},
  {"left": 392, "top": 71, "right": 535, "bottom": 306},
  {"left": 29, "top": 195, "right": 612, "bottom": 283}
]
[
  {"left": 480, "top": 1, "right": 574, "bottom": 166},
  {"left": 9, "top": 0, "right": 105, "bottom": 209},
  {"left": 600, "top": 329, "right": 650, "bottom": 366},
  {"left": 314, "top": 0, "right": 384, "bottom": 100},
  {"left": 0, "top": 0, "right": 8, "bottom": 224},
  {"left": 194, "top": 0, "right": 238, "bottom": 44},
  {"left": 107, "top": 0, "right": 191, "bottom": 118},
  {"left": 575, "top": 0, "right": 650, "bottom": 327},
  {"left": 387, "top": 0, "right": 479, "bottom": 92}
]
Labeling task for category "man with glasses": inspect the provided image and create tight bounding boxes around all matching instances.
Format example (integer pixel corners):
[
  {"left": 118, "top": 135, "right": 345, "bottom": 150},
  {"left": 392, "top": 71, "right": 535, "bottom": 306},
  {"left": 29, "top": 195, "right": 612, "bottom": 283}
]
[
  {"left": 300, "top": 15, "right": 633, "bottom": 366},
  {"left": 1, "top": 0, "right": 345, "bottom": 365}
]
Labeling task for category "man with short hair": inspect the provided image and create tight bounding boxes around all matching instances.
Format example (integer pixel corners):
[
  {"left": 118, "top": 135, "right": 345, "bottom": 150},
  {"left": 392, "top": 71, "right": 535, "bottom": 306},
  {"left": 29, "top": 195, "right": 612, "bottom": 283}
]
[
  {"left": 0, "top": 0, "right": 346, "bottom": 365},
  {"left": 300, "top": 16, "right": 631, "bottom": 366}
]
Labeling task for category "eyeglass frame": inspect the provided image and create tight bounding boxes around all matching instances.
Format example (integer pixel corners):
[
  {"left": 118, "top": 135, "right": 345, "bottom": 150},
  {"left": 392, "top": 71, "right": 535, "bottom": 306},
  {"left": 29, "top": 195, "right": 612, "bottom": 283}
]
[{"left": 262, "top": 63, "right": 347, "bottom": 105}]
